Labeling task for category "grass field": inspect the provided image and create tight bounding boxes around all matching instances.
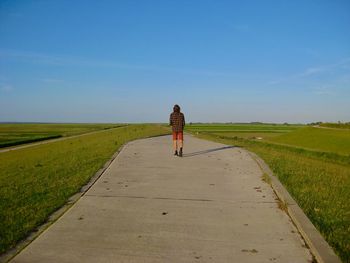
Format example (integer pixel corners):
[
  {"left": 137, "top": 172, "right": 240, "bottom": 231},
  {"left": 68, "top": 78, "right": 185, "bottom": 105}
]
[
  {"left": 267, "top": 126, "right": 350, "bottom": 155},
  {"left": 0, "top": 123, "right": 122, "bottom": 148},
  {"left": 187, "top": 123, "right": 350, "bottom": 262},
  {"left": 0, "top": 124, "right": 170, "bottom": 255},
  {"left": 187, "top": 123, "right": 303, "bottom": 133},
  {"left": 319, "top": 123, "right": 350, "bottom": 129},
  {"left": 186, "top": 123, "right": 303, "bottom": 141}
]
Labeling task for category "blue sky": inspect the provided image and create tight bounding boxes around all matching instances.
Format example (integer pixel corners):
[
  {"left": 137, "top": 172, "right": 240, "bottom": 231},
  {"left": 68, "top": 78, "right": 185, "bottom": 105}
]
[{"left": 0, "top": 0, "right": 349, "bottom": 123}]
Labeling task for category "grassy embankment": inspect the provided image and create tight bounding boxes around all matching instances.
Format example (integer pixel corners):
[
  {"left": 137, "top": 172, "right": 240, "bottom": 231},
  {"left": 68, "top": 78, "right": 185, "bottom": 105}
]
[
  {"left": 188, "top": 123, "right": 303, "bottom": 139},
  {"left": 0, "top": 123, "right": 122, "bottom": 148},
  {"left": 268, "top": 126, "right": 350, "bottom": 155},
  {"left": 0, "top": 124, "right": 170, "bottom": 255},
  {"left": 319, "top": 123, "right": 350, "bottom": 129},
  {"left": 186, "top": 124, "right": 350, "bottom": 262}
]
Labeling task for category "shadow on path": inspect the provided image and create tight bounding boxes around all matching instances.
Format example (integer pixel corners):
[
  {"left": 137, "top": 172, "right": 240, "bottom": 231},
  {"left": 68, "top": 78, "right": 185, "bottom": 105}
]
[{"left": 183, "top": 146, "right": 234, "bottom": 157}]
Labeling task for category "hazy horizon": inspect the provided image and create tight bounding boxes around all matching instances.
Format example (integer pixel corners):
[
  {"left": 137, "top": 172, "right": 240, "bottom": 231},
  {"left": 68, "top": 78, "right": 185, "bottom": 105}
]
[
  {"left": 0, "top": 120, "right": 337, "bottom": 125},
  {"left": 1, "top": 1, "right": 349, "bottom": 123}
]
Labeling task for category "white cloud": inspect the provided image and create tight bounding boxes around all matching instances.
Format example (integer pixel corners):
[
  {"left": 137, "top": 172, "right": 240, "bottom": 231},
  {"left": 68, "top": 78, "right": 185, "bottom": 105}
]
[
  {"left": 232, "top": 24, "right": 250, "bottom": 32},
  {"left": 8, "top": 12, "right": 23, "bottom": 18},
  {"left": 267, "top": 79, "right": 283, "bottom": 85},
  {"left": 300, "top": 67, "right": 324, "bottom": 77},
  {"left": 0, "top": 85, "right": 13, "bottom": 92},
  {"left": 268, "top": 57, "right": 350, "bottom": 85},
  {"left": 0, "top": 49, "right": 233, "bottom": 77},
  {"left": 312, "top": 86, "right": 336, "bottom": 96},
  {"left": 41, "top": 78, "right": 64, "bottom": 83},
  {"left": 300, "top": 48, "right": 320, "bottom": 58}
]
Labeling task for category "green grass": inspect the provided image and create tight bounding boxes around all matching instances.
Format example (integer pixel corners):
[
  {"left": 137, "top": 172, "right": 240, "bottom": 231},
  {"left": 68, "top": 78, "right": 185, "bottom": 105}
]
[
  {"left": 319, "top": 123, "right": 350, "bottom": 129},
  {"left": 186, "top": 123, "right": 303, "bottom": 133},
  {"left": 189, "top": 124, "right": 350, "bottom": 262},
  {"left": 186, "top": 123, "right": 303, "bottom": 143},
  {"left": 267, "top": 126, "right": 350, "bottom": 155},
  {"left": 0, "top": 124, "right": 170, "bottom": 254},
  {"left": 0, "top": 123, "right": 123, "bottom": 148},
  {"left": 210, "top": 132, "right": 283, "bottom": 140}
]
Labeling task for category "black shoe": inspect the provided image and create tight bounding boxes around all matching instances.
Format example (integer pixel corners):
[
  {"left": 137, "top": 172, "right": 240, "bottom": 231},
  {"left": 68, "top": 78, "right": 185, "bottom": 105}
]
[
  {"left": 174, "top": 150, "right": 178, "bottom": 156},
  {"left": 179, "top": 148, "right": 183, "bottom": 157}
]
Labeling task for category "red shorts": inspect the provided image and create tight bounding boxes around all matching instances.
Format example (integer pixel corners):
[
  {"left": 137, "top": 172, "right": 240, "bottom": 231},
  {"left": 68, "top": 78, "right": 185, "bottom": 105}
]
[{"left": 172, "top": 131, "right": 183, "bottom": 141}]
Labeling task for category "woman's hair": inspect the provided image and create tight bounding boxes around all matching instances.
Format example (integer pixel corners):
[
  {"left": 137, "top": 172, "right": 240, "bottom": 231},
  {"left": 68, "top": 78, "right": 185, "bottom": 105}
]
[{"left": 173, "top": 104, "right": 180, "bottom": 113}]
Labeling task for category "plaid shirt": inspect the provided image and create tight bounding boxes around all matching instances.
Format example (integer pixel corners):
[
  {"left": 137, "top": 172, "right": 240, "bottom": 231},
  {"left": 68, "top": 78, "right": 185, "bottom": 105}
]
[{"left": 169, "top": 112, "right": 185, "bottom": 132}]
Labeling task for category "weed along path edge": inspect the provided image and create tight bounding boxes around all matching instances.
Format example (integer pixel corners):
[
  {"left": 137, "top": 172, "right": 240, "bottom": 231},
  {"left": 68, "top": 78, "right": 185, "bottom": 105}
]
[{"left": 11, "top": 135, "right": 313, "bottom": 263}]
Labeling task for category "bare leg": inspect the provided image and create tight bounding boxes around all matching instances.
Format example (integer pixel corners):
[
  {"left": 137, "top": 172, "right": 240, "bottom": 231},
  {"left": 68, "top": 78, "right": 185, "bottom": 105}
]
[
  {"left": 178, "top": 140, "right": 183, "bottom": 157},
  {"left": 173, "top": 140, "right": 178, "bottom": 152},
  {"left": 179, "top": 140, "right": 183, "bottom": 149}
]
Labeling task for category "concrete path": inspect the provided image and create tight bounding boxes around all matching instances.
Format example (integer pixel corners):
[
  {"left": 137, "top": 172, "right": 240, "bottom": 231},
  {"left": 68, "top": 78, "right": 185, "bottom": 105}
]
[{"left": 11, "top": 135, "right": 312, "bottom": 263}]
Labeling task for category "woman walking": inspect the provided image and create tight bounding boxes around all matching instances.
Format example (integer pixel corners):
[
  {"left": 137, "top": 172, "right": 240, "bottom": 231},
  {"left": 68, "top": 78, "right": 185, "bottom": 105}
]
[{"left": 169, "top": 104, "right": 185, "bottom": 157}]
